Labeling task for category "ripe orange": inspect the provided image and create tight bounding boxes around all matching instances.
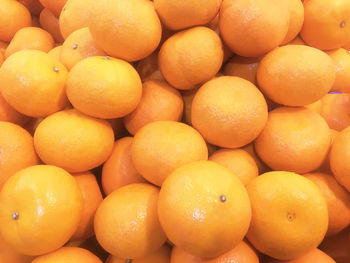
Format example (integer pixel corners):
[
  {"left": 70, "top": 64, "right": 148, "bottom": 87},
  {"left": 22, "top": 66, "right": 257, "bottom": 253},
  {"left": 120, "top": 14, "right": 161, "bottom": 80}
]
[
  {"left": 132, "top": 121, "right": 208, "bottom": 186},
  {"left": 48, "top": 45, "right": 62, "bottom": 60},
  {"left": 32, "top": 247, "right": 102, "bottom": 263},
  {"left": 39, "top": 0, "right": 67, "bottom": 17},
  {"left": 281, "top": 0, "right": 304, "bottom": 45},
  {"left": 158, "top": 26, "right": 223, "bottom": 90},
  {"left": 18, "top": 0, "right": 43, "bottom": 16},
  {"left": 89, "top": 0, "right": 162, "bottom": 62},
  {"left": 0, "top": 165, "right": 83, "bottom": 255},
  {"left": 94, "top": 183, "right": 167, "bottom": 259},
  {"left": 39, "top": 8, "right": 64, "bottom": 43},
  {"left": 0, "top": 41, "right": 8, "bottom": 55},
  {"left": 123, "top": 80, "right": 184, "bottom": 135},
  {"left": 327, "top": 48, "right": 350, "bottom": 93},
  {"left": 0, "top": 94, "right": 30, "bottom": 126},
  {"left": 191, "top": 76, "right": 268, "bottom": 148},
  {"left": 247, "top": 171, "right": 328, "bottom": 260},
  {"left": 318, "top": 129, "right": 339, "bottom": 174},
  {"left": 242, "top": 143, "right": 271, "bottom": 174},
  {"left": 306, "top": 99, "right": 322, "bottom": 114},
  {"left": 257, "top": 45, "right": 336, "bottom": 106},
  {"left": 34, "top": 109, "right": 114, "bottom": 173},
  {"left": 223, "top": 56, "right": 261, "bottom": 85},
  {"left": 264, "top": 248, "right": 335, "bottom": 263},
  {"left": 288, "top": 35, "right": 307, "bottom": 45},
  {"left": 158, "top": 161, "right": 251, "bottom": 258},
  {"left": 0, "top": 234, "right": 33, "bottom": 263},
  {"left": 102, "top": 137, "right": 146, "bottom": 196}
]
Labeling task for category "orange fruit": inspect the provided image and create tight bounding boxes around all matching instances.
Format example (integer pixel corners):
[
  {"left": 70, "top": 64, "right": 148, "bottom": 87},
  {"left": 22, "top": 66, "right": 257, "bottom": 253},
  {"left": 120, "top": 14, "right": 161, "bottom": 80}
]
[
  {"left": 246, "top": 171, "right": 328, "bottom": 260},
  {"left": 304, "top": 172, "right": 350, "bottom": 236},
  {"left": 288, "top": 35, "right": 307, "bottom": 45},
  {"left": 136, "top": 52, "right": 161, "bottom": 81},
  {"left": 94, "top": 183, "right": 167, "bottom": 259},
  {"left": 0, "top": 165, "right": 83, "bottom": 255},
  {"left": 70, "top": 172, "right": 103, "bottom": 242},
  {"left": 39, "top": 8, "right": 64, "bottom": 43},
  {"left": 281, "top": 0, "right": 304, "bottom": 45},
  {"left": 0, "top": 121, "right": 39, "bottom": 190},
  {"left": 106, "top": 245, "right": 171, "bottom": 263},
  {"left": 0, "top": 41, "right": 8, "bottom": 55},
  {"left": 306, "top": 99, "right": 322, "bottom": 114},
  {"left": 301, "top": 0, "right": 350, "bottom": 50},
  {"left": 330, "top": 127, "right": 350, "bottom": 191},
  {"left": 123, "top": 80, "right": 184, "bottom": 135},
  {"left": 0, "top": 50, "right": 68, "bottom": 118},
  {"left": 209, "top": 149, "right": 258, "bottom": 186},
  {"left": 66, "top": 56, "right": 142, "bottom": 119},
  {"left": 0, "top": 0, "right": 32, "bottom": 42},
  {"left": 344, "top": 41, "right": 350, "bottom": 50},
  {"left": 18, "top": 0, "right": 43, "bottom": 16},
  {"left": 102, "top": 137, "right": 146, "bottom": 196},
  {"left": 48, "top": 45, "right": 62, "bottom": 60},
  {"left": 264, "top": 248, "right": 335, "bottom": 263},
  {"left": 5, "top": 27, "right": 54, "bottom": 58},
  {"left": 255, "top": 107, "right": 331, "bottom": 174},
  {"left": 327, "top": 48, "right": 350, "bottom": 93},
  {"left": 0, "top": 234, "right": 33, "bottom": 263},
  {"left": 318, "top": 129, "right": 339, "bottom": 174},
  {"left": 257, "top": 45, "right": 336, "bottom": 106},
  {"left": 154, "top": 0, "right": 222, "bottom": 31},
  {"left": 39, "top": 0, "right": 67, "bottom": 17},
  {"left": 219, "top": 0, "right": 289, "bottom": 57},
  {"left": 132, "top": 121, "right": 208, "bottom": 186},
  {"left": 242, "top": 143, "right": 271, "bottom": 174},
  {"left": 158, "top": 26, "right": 223, "bottom": 90},
  {"left": 191, "top": 76, "right": 268, "bottom": 148},
  {"left": 89, "top": 0, "right": 162, "bottom": 62},
  {"left": 158, "top": 161, "right": 251, "bottom": 258},
  {"left": 181, "top": 88, "right": 198, "bottom": 126},
  {"left": 319, "top": 228, "right": 350, "bottom": 263},
  {"left": 32, "top": 247, "right": 102, "bottom": 263},
  {"left": 60, "top": 27, "right": 106, "bottom": 70},
  {"left": 34, "top": 109, "right": 114, "bottom": 173},
  {"left": 223, "top": 56, "right": 261, "bottom": 85},
  {"left": 0, "top": 93, "right": 30, "bottom": 125}
]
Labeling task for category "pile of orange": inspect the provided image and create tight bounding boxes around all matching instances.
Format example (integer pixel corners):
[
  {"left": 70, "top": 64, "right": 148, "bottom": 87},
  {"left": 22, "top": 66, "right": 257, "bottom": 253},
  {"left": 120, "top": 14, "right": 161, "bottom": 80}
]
[{"left": 0, "top": 0, "right": 350, "bottom": 262}]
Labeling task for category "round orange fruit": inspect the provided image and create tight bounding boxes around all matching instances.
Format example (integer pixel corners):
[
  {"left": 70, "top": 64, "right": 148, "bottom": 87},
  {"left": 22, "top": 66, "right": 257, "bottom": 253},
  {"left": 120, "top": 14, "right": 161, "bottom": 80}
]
[
  {"left": 327, "top": 48, "right": 350, "bottom": 93},
  {"left": 32, "top": 247, "right": 102, "bottom": 263}
]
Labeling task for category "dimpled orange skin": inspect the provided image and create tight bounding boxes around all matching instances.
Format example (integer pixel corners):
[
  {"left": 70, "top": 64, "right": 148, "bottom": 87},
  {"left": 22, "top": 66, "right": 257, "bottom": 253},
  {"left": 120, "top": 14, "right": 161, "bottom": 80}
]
[
  {"left": 5, "top": 27, "right": 54, "bottom": 58},
  {"left": 60, "top": 28, "right": 106, "bottom": 70},
  {"left": 0, "top": 122, "right": 39, "bottom": 190},
  {"left": 327, "top": 48, "right": 350, "bottom": 93},
  {"left": 102, "top": 137, "right": 146, "bottom": 196},
  {"left": 124, "top": 80, "right": 184, "bottom": 135},
  {"left": 255, "top": 107, "right": 331, "bottom": 174},
  {"left": 219, "top": 0, "right": 289, "bottom": 57},
  {"left": 39, "top": 0, "right": 67, "bottom": 17},
  {"left": 301, "top": 0, "right": 350, "bottom": 51},
  {"left": 0, "top": 0, "right": 32, "bottom": 42},
  {"left": 132, "top": 121, "right": 208, "bottom": 186},
  {"left": 34, "top": 109, "right": 114, "bottom": 173},
  {"left": 330, "top": 127, "right": 350, "bottom": 191},
  {"left": 191, "top": 76, "right": 268, "bottom": 149},
  {"left": 304, "top": 172, "right": 350, "bottom": 236},
  {"left": 89, "top": 0, "right": 162, "bottom": 62},
  {"left": 0, "top": 50, "right": 68, "bottom": 118},
  {"left": 158, "top": 161, "right": 251, "bottom": 258},
  {"left": 106, "top": 245, "right": 171, "bottom": 263},
  {"left": 39, "top": 8, "right": 64, "bottom": 43},
  {"left": 257, "top": 45, "right": 336, "bottom": 106},
  {"left": 158, "top": 26, "right": 223, "bottom": 90},
  {"left": 48, "top": 45, "right": 62, "bottom": 60},
  {"left": 265, "top": 248, "right": 335, "bottom": 263},
  {"left": 0, "top": 94, "right": 30, "bottom": 126},
  {"left": 223, "top": 56, "right": 261, "bottom": 85},
  {"left": 246, "top": 171, "right": 328, "bottom": 260},
  {"left": 66, "top": 56, "right": 142, "bottom": 119},
  {"left": 317, "top": 129, "right": 339, "bottom": 174},
  {"left": 154, "top": 0, "right": 222, "bottom": 31},
  {"left": 32, "top": 247, "right": 102, "bottom": 263},
  {"left": 94, "top": 183, "right": 167, "bottom": 259},
  {"left": 0, "top": 165, "right": 83, "bottom": 256},
  {"left": 281, "top": 0, "right": 304, "bottom": 45}
]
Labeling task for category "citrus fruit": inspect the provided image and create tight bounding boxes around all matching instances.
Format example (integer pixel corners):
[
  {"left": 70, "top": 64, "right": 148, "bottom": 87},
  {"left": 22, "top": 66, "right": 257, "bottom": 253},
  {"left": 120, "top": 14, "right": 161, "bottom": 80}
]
[{"left": 32, "top": 247, "right": 102, "bottom": 263}]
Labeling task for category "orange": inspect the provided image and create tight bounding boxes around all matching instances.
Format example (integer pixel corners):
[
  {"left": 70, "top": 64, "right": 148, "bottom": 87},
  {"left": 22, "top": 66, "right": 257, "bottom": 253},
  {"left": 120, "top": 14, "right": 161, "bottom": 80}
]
[
  {"left": 306, "top": 99, "right": 322, "bottom": 114},
  {"left": 158, "top": 26, "right": 223, "bottom": 90},
  {"left": 66, "top": 56, "right": 142, "bottom": 119},
  {"left": 102, "top": 137, "right": 146, "bottom": 196},
  {"left": 154, "top": 0, "right": 222, "bottom": 31},
  {"left": 89, "top": 0, "right": 162, "bottom": 62},
  {"left": 18, "top": 0, "right": 43, "bottom": 16},
  {"left": 304, "top": 172, "right": 350, "bottom": 236},
  {"left": 219, "top": 0, "right": 289, "bottom": 57},
  {"left": 34, "top": 109, "right": 114, "bottom": 173},
  {"left": 330, "top": 127, "right": 350, "bottom": 191},
  {"left": 48, "top": 45, "right": 62, "bottom": 60},
  {"left": 0, "top": 41, "right": 8, "bottom": 55},
  {"left": 301, "top": 0, "right": 350, "bottom": 50},
  {"left": 95, "top": 183, "right": 167, "bottom": 259},
  {"left": 257, "top": 45, "right": 336, "bottom": 106},
  {"left": 0, "top": 122, "right": 39, "bottom": 190},
  {"left": 319, "top": 92, "right": 350, "bottom": 131},
  {"left": 0, "top": 0, "right": 32, "bottom": 42},
  {"left": 181, "top": 88, "right": 198, "bottom": 126},
  {"left": 281, "top": 0, "right": 304, "bottom": 45},
  {"left": 123, "top": 80, "right": 184, "bottom": 135},
  {"left": 39, "top": 0, "right": 67, "bottom": 17},
  {"left": 5, "top": 27, "right": 54, "bottom": 58},
  {"left": 70, "top": 172, "right": 103, "bottom": 242},
  {"left": 132, "top": 121, "right": 208, "bottom": 186},
  {"left": 319, "top": 228, "right": 350, "bottom": 263},
  {"left": 32, "top": 247, "right": 102, "bottom": 263},
  {"left": 0, "top": 234, "right": 33, "bottom": 263},
  {"left": 344, "top": 41, "right": 350, "bottom": 50},
  {"left": 288, "top": 35, "right": 307, "bottom": 45},
  {"left": 60, "top": 27, "right": 106, "bottom": 70},
  {"left": 0, "top": 93, "right": 30, "bottom": 125},
  {"left": 327, "top": 48, "right": 350, "bottom": 93},
  {"left": 106, "top": 245, "right": 171, "bottom": 263},
  {"left": 209, "top": 149, "right": 258, "bottom": 186},
  {"left": 39, "top": 8, "right": 64, "bottom": 43},
  {"left": 318, "top": 129, "right": 339, "bottom": 174},
  {"left": 0, "top": 165, "right": 83, "bottom": 255},
  {"left": 242, "top": 143, "right": 271, "bottom": 174},
  {"left": 158, "top": 161, "right": 251, "bottom": 258},
  {"left": 191, "top": 76, "right": 268, "bottom": 148},
  {"left": 0, "top": 50, "right": 68, "bottom": 118},
  {"left": 264, "top": 249, "right": 335, "bottom": 263},
  {"left": 136, "top": 52, "right": 161, "bottom": 81},
  {"left": 246, "top": 171, "right": 328, "bottom": 260},
  {"left": 255, "top": 107, "right": 331, "bottom": 174}
]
